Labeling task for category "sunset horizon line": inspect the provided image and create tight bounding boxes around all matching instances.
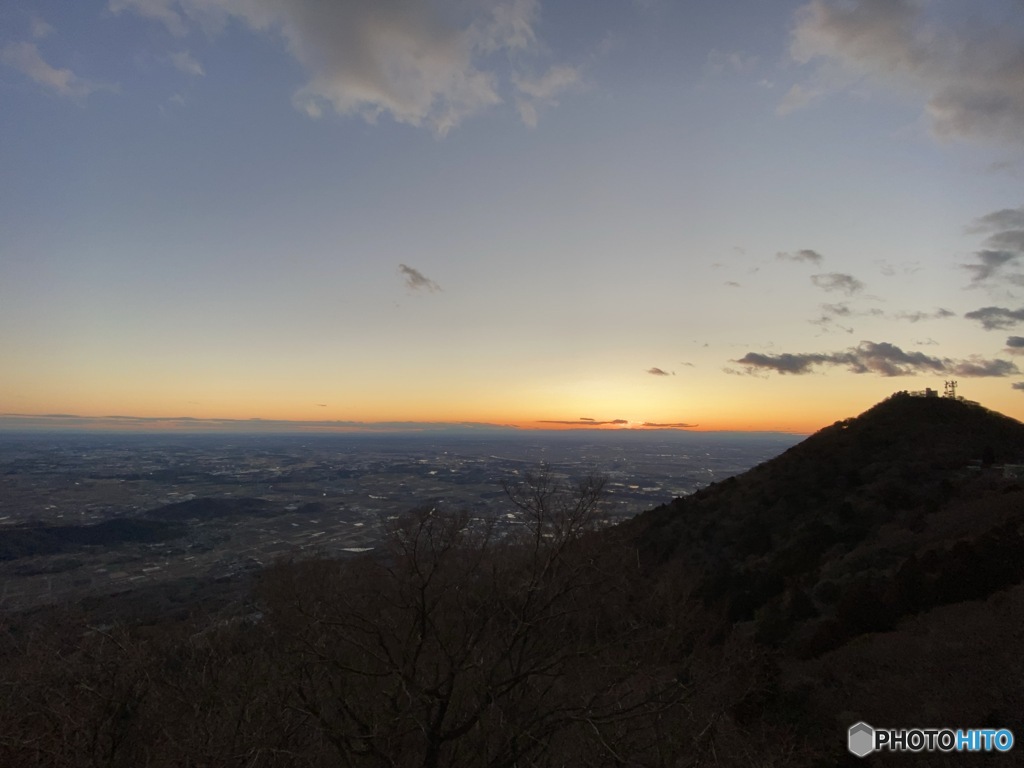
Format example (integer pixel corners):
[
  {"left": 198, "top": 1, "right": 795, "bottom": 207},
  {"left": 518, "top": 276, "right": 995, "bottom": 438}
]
[{"left": 0, "top": 412, "right": 812, "bottom": 436}]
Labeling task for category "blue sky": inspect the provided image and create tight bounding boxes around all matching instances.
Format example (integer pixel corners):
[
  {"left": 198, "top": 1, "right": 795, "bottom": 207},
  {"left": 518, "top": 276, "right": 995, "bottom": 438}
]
[{"left": 2, "top": 0, "right": 1023, "bottom": 432}]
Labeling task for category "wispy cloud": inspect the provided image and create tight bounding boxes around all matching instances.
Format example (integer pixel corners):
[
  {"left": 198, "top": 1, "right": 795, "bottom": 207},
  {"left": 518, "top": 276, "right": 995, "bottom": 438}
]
[
  {"left": 812, "top": 301, "right": 947, "bottom": 335},
  {"left": 513, "top": 65, "right": 581, "bottom": 128},
  {"left": 539, "top": 418, "right": 629, "bottom": 426},
  {"left": 1013, "top": 382, "right": 1024, "bottom": 392},
  {"left": 817, "top": 303, "right": 955, "bottom": 324},
  {"left": 171, "top": 50, "right": 204, "bottom": 76},
  {"left": 892, "top": 308, "right": 955, "bottom": 323},
  {"left": 777, "top": 83, "right": 822, "bottom": 115},
  {"left": 646, "top": 367, "right": 671, "bottom": 376},
  {"left": 398, "top": 264, "right": 441, "bottom": 293},
  {"left": 733, "top": 341, "right": 1018, "bottom": 378},
  {"left": 787, "top": 0, "right": 1024, "bottom": 146},
  {"left": 1, "top": 41, "right": 111, "bottom": 100},
  {"left": 811, "top": 272, "right": 864, "bottom": 295},
  {"left": 30, "top": 18, "right": 54, "bottom": 39},
  {"left": 777, "top": 248, "right": 824, "bottom": 264},
  {"left": 109, "top": 0, "right": 189, "bottom": 37},
  {"left": 706, "top": 48, "right": 759, "bottom": 75}
]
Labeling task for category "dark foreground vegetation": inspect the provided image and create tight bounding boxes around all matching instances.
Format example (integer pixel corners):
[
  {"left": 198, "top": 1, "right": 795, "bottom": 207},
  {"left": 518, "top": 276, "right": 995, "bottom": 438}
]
[{"left": 4, "top": 393, "right": 1024, "bottom": 766}]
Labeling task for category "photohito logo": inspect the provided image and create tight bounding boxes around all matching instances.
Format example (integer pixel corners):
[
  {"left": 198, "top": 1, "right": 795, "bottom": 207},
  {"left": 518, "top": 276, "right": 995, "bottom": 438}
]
[{"left": 848, "top": 722, "right": 1014, "bottom": 756}]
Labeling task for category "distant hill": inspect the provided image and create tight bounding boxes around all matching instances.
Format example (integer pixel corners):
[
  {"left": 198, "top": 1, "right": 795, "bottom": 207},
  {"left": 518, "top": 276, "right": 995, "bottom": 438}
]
[
  {"left": 0, "top": 497, "right": 275, "bottom": 561},
  {"left": 0, "top": 518, "right": 186, "bottom": 561}
]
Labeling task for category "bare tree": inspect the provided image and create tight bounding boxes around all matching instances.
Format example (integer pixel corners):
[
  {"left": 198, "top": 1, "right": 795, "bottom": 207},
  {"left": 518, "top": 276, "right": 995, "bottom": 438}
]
[{"left": 260, "top": 471, "right": 693, "bottom": 767}]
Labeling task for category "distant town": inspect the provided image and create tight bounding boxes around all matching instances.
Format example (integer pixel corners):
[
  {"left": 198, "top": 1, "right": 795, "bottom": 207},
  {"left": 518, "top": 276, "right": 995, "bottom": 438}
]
[{"left": 0, "top": 430, "right": 798, "bottom": 610}]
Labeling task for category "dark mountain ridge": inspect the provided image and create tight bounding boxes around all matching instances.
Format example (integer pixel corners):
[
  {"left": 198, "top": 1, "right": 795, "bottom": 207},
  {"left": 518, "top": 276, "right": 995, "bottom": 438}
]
[
  {"left": 618, "top": 392, "right": 1024, "bottom": 762},
  {"left": 631, "top": 392, "right": 1024, "bottom": 650}
]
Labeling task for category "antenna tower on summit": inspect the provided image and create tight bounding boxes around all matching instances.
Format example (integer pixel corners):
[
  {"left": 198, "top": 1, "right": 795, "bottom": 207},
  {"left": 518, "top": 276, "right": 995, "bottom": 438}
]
[{"left": 944, "top": 380, "right": 958, "bottom": 399}]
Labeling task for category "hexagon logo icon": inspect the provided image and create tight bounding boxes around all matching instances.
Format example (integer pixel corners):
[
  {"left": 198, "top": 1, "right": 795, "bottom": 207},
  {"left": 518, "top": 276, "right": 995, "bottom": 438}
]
[{"left": 848, "top": 722, "right": 875, "bottom": 757}]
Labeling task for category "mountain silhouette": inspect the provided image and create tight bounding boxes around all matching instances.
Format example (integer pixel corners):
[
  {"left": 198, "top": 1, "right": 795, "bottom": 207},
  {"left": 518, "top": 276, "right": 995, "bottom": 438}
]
[
  {"left": 632, "top": 391, "right": 1024, "bottom": 644},
  {"left": 626, "top": 391, "right": 1024, "bottom": 761}
]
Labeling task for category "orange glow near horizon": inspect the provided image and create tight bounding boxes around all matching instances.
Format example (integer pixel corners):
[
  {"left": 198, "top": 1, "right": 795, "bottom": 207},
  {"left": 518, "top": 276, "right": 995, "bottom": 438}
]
[{"left": 5, "top": 375, "right": 1020, "bottom": 436}]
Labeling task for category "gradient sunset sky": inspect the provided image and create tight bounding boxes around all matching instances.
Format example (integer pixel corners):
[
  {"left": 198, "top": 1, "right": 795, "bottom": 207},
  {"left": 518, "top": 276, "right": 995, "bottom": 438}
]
[{"left": 2, "top": 0, "right": 1024, "bottom": 433}]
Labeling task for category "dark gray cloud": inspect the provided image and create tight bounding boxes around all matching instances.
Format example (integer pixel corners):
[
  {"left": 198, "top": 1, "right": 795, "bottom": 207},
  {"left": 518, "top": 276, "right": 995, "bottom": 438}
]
[
  {"left": 787, "top": 0, "right": 1024, "bottom": 146},
  {"left": 647, "top": 367, "right": 671, "bottom": 376},
  {"left": 961, "top": 206, "right": 1024, "bottom": 287},
  {"left": 968, "top": 207, "right": 1024, "bottom": 234},
  {"left": 777, "top": 248, "right": 824, "bottom": 264},
  {"left": 986, "top": 230, "right": 1024, "bottom": 253},
  {"left": 1006, "top": 336, "right": 1024, "bottom": 354},
  {"left": 811, "top": 272, "right": 864, "bottom": 295},
  {"left": 398, "top": 263, "right": 441, "bottom": 293},
  {"left": 1013, "top": 382, "right": 1024, "bottom": 391},
  {"left": 962, "top": 250, "right": 1020, "bottom": 284},
  {"left": 964, "top": 306, "right": 1024, "bottom": 331},
  {"left": 733, "top": 351, "right": 846, "bottom": 376},
  {"left": 733, "top": 341, "right": 1018, "bottom": 378}
]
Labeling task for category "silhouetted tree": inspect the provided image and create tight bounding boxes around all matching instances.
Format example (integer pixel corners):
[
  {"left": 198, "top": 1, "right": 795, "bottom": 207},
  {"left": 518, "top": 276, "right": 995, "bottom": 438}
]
[{"left": 258, "top": 470, "right": 694, "bottom": 767}]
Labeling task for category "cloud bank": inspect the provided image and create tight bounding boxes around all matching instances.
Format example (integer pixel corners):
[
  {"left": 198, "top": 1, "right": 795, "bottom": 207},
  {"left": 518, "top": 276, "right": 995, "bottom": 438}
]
[{"left": 733, "top": 341, "right": 1018, "bottom": 378}]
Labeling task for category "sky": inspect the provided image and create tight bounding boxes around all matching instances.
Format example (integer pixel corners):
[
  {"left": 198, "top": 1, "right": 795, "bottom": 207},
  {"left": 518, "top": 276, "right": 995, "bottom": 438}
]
[{"left": 2, "top": 0, "right": 1024, "bottom": 434}]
